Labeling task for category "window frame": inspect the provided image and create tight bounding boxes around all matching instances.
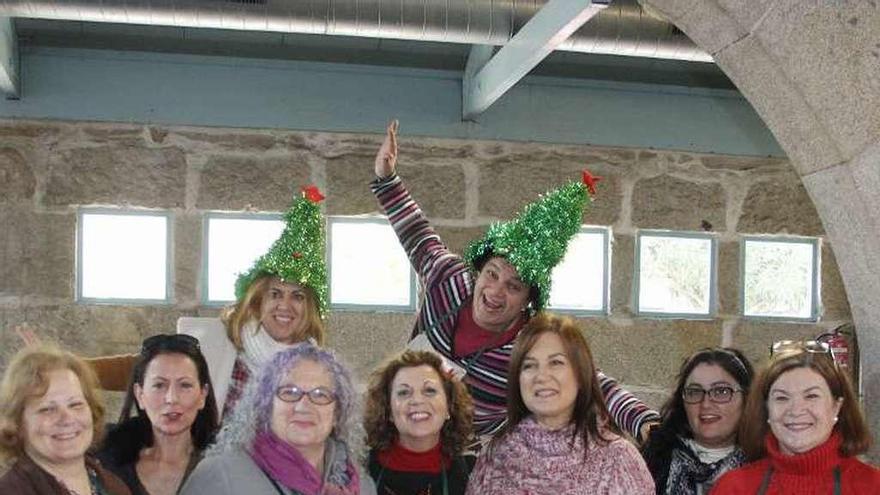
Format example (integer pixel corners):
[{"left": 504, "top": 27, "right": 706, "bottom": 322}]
[
  {"left": 327, "top": 215, "right": 417, "bottom": 312},
  {"left": 740, "top": 235, "right": 821, "bottom": 322},
  {"left": 201, "top": 211, "right": 285, "bottom": 307},
  {"left": 76, "top": 207, "right": 173, "bottom": 305},
  {"left": 634, "top": 229, "right": 718, "bottom": 319},
  {"left": 546, "top": 226, "right": 611, "bottom": 316}
]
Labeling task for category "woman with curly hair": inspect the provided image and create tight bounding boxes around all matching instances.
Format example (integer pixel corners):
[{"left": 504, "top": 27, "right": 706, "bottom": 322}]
[
  {"left": 180, "top": 343, "right": 375, "bottom": 495},
  {"left": 364, "top": 350, "right": 474, "bottom": 495}
]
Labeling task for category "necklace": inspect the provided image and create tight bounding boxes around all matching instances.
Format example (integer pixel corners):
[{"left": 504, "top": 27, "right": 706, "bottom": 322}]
[{"left": 58, "top": 471, "right": 98, "bottom": 495}]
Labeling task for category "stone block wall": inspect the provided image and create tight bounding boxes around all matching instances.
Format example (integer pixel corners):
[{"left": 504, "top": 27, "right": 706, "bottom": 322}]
[{"left": 0, "top": 119, "right": 852, "bottom": 414}]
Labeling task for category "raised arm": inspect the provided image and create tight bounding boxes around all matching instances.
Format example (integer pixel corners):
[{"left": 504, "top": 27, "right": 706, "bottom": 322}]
[
  {"left": 597, "top": 370, "right": 661, "bottom": 443},
  {"left": 374, "top": 119, "right": 399, "bottom": 179},
  {"left": 371, "top": 120, "right": 458, "bottom": 282}
]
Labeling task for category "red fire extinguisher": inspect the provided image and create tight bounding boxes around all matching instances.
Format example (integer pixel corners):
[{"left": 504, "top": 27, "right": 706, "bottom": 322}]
[{"left": 816, "top": 325, "right": 851, "bottom": 370}]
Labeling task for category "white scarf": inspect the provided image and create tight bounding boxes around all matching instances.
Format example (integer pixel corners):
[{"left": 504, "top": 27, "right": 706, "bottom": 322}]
[
  {"left": 682, "top": 437, "right": 737, "bottom": 464},
  {"left": 239, "top": 320, "right": 310, "bottom": 372}
]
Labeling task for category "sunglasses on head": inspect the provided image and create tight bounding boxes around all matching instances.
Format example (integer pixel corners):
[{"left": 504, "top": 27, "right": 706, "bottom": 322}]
[
  {"left": 141, "top": 334, "right": 200, "bottom": 355},
  {"left": 770, "top": 340, "right": 831, "bottom": 356}
]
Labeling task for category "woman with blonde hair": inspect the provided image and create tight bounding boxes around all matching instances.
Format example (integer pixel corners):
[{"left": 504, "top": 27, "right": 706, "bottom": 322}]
[
  {"left": 0, "top": 345, "right": 130, "bottom": 494},
  {"left": 58, "top": 185, "right": 330, "bottom": 418}
]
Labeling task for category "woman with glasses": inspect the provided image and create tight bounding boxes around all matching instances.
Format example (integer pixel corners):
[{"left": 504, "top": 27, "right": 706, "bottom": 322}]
[
  {"left": 466, "top": 314, "right": 653, "bottom": 494},
  {"left": 98, "top": 334, "right": 220, "bottom": 495},
  {"left": 364, "top": 350, "right": 475, "bottom": 495},
  {"left": 711, "top": 341, "right": 879, "bottom": 494},
  {"left": 641, "top": 348, "right": 753, "bottom": 495},
  {"left": 180, "top": 343, "right": 375, "bottom": 495}
]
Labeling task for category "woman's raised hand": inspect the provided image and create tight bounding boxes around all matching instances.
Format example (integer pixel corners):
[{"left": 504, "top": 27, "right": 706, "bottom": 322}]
[
  {"left": 13, "top": 323, "right": 43, "bottom": 347},
  {"left": 374, "top": 119, "right": 399, "bottom": 178}
]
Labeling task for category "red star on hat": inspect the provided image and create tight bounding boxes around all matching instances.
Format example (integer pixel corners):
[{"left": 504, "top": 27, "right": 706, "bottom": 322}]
[
  {"left": 582, "top": 169, "right": 602, "bottom": 196},
  {"left": 301, "top": 185, "right": 325, "bottom": 203}
]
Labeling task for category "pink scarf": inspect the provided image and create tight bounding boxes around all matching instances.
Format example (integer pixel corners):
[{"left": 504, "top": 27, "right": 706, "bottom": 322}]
[{"left": 250, "top": 431, "right": 360, "bottom": 495}]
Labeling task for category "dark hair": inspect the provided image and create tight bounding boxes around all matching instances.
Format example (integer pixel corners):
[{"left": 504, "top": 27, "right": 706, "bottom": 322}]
[
  {"left": 739, "top": 348, "right": 871, "bottom": 460},
  {"left": 641, "top": 348, "right": 753, "bottom": 488},
  {"left": 472, "top": 252, "right": 540, "bottom": 314},
  {"left": 489, "top": 313, "right": 619, "bottom": 457},
  {"left": 364, "top": 350, "right": 474, "bottom": 459},
  {"left": 102, "top": 334, "right": 220, "bottom": 464}
]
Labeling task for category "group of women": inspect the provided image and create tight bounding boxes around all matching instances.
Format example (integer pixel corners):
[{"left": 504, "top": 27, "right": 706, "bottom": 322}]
[{"left": 1, "top": 120, "right": 878, "bottom": 495}]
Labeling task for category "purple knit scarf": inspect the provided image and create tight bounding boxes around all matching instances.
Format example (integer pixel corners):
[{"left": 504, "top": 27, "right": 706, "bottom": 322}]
[{"left": 250, "top": 431, "right": 359, "bottom": 495}]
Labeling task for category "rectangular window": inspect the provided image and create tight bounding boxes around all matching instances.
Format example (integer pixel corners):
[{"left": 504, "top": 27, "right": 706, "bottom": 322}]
[
  {"left": 548, "top": 227, "right": 610, "bottom": 314},
  {"left": 636, "top": 230, "right": 716, "bottom": 317},
  {"left": 742, "top": 236, "right": 820, "bottom": 320},
  {"left": 77, "top": 209, "right": 171, "bottom": 303},
  {"left": 203, "top": 213, "right": 285, "bottom": 304},
  {"left": 328, "top": 217, "right": 415, "bottom": 310}
]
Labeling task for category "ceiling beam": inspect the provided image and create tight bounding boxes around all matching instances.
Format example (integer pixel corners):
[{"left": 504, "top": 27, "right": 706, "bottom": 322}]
[
  {"left": 462, "top": 0, "right": 608, "bottom": 120},
  {"left": 0, "top": 18, "right": 19, "bottom": 98}
]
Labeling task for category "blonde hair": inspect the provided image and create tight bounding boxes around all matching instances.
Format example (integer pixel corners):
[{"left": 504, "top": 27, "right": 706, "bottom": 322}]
[
  {"left": 0, "top": 344, "right": 105, "bottom": 462},
  {"left": 222, "top": 274, "right": 325, "bottom": 349}
]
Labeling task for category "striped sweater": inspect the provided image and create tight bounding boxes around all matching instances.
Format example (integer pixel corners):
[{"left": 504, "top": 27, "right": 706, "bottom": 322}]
[{"left": 371, "top": 174, "right": 659, "bottom": 439}]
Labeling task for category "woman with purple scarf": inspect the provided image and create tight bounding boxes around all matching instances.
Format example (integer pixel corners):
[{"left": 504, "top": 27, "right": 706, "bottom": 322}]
[{"left": 180, "top": 344, "right": 376, "bottom": 495}]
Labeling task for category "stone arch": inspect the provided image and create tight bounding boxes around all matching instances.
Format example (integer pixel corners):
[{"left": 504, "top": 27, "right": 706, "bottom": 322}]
[{"left": 642, "top": 0, "right": 880, "bottom": 458}]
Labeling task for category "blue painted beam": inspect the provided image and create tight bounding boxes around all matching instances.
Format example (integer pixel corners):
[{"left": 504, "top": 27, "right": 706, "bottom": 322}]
[
  {"left": 0, "top": 47, "right": 784, "bottom": 156},
  {"left": 462, "top": 0, "right": 608, "bottom": 119},
  {"left": 0, "top": 18, "right": 19, "bottom": 98}
]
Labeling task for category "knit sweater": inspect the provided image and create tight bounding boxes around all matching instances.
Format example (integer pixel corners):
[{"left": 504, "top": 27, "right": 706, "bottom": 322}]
[
  {"left": 465, "top": 416, "right": 654, "bottom": 495},
  {"left": 371, "top": 174, "right": 659, "bottom": 439},
  {"left": 709, "top": 432, "right": 880, "bottom": 495}
]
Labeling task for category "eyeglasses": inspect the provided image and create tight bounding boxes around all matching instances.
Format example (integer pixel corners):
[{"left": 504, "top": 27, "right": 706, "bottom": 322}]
[
  {"left": 275, "top": 385, "right": 337, "bottom": 405},
  {"left": 682, "top": 385, "right": 743, "bottom": 404},
  {"left": 770, "top": 340, "right": 833, "bottom": 357},
  {"left": 141, "top": 334, "right": 200, "bottom": 354}
]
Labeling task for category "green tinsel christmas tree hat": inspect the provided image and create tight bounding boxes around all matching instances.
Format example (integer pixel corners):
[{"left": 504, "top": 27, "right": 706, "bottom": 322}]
[
  {"left": 234, "top": 185, "right": 329, "bottom": 318},
  {"left": 463, "top": 170, "right": 600, "bottom": 311}
]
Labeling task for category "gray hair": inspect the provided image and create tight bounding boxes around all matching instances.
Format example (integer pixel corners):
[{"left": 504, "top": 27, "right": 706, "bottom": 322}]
[{"left": 209, "top": 343, "right": 360, "bottom": 456}]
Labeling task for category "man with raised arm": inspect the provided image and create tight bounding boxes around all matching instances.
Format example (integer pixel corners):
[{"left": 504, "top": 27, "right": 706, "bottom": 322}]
[{"left": 370, "top": 120, "right": 659, "bottom": 444}]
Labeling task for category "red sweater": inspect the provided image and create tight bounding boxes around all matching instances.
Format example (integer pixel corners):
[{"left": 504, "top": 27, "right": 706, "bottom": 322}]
[{"left": 710, "top": 432, "right": 880, "bottom": 495}]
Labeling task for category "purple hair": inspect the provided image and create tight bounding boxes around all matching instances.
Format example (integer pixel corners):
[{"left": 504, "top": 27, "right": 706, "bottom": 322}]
[{"left": 209, "top": 343, "right": 358, "bottom": 455}]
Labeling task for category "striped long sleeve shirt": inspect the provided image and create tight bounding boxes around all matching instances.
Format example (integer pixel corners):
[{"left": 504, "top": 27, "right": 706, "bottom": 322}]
[{"left": 371, "top": 174, "right": 659, "bottom": 439}]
